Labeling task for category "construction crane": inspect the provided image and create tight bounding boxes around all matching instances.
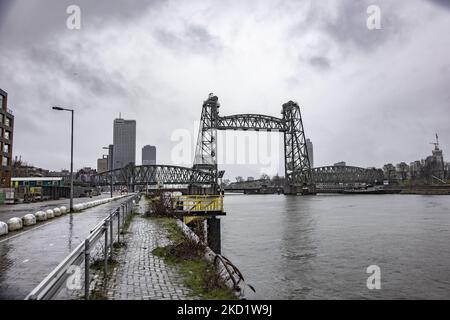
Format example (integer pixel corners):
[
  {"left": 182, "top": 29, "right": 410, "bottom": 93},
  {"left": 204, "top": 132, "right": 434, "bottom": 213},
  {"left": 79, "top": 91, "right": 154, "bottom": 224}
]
[{"left": 430, "top": 133, "right": 439, "bottom": 150}]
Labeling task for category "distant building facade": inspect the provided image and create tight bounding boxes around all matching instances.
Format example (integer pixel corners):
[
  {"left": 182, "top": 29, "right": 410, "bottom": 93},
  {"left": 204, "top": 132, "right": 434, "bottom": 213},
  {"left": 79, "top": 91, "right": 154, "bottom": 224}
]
[
  {"left": 334, "top": 161, "right": 346, "bottom": 167},
  {"left": 97, "top": 157, "right": 108, "bottom": 173},
  {"left": 382, "top": 135, "right": 447, "bottom": 183},
  {"left": 113, "top": 118, "right": 136, "bottom": 169},
  {"left": 76, "top": 167, "right": 98, "bottom": 184},
  {"left": 0, "top": 88, "right": 14, "bottom": 187},
  {"left": 142, "top": 145, "right": 156, "bottom": 165},
  {"left": 306, "top": 138, "right": 314, "bottom": 168}
]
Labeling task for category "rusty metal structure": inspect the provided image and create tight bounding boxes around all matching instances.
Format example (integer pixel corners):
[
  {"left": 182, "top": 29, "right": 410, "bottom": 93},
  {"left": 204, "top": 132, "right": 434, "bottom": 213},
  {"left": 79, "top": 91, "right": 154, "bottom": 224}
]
[
  {"left": 193, "top": 94, "right": 314, "bottom": 194},
  {"left": 312, "top": 166, "right": 384, "bottom": 184}
]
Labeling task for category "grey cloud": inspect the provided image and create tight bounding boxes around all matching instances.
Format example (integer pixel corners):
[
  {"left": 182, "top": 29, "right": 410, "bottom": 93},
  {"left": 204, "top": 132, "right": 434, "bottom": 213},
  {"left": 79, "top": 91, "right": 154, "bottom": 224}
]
[
  {"left": 318, "top": 1, "right": 402, "bottom": 51},
  {"left": 308, "top": 56, "right": 331, "bottom": 69},
  {"left": 154, "top": 24, "right": 222, "bottom": 54},
  {"left": 1, "top": 0, "right": 449, "bottom": 174},
  {"left": 0, "top": 0, "right": 157, "bottom": 48},
  {"left": 428, "top": 0, "right": 450, "bottom": 9}
]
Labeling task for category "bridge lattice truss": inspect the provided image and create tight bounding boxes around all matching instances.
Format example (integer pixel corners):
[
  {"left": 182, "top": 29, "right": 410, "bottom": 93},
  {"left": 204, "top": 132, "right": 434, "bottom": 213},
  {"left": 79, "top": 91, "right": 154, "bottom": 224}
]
[
  {"left": 226, "top": 166, "right": 384, "bottom": 190},
  {"left": 312, "top": 166, "right": 384, "bottom": 184},
  {"left": 97, "top": 164, "right": 215, "bottom": 186}
]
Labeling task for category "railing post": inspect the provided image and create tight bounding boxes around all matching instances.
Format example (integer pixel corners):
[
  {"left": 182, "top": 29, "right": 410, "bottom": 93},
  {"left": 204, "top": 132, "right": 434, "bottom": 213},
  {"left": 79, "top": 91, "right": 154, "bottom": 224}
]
[
  {"left": 110, "top": 216, "right": 113, "bottom": 259},
  {"left": 84, "top": 239, "right": 90, "bottom": 300},
  {"left": 117, "top": 208, "right": 120, "bottom": 243},
  {"left": 104, "top": 222, "right": 108, "bottom": 274}
]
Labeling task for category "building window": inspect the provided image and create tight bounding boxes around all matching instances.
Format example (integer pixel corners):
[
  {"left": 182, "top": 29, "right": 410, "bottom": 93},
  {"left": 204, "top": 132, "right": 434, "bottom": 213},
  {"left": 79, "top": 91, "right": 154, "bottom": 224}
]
[
  {"left": 2, "top": 156, "right": 7, "bottom": 167},
  {"left": 0, "top": 114, "right": 3, "bottom": 124},
  {"left": 5, "top": 117, "right": 10, "bottom": 127},
  {"left": 4, "top": 130, "right": 9, "bottom": 140},
  {"left": 3, "top": 144, "right": 8, "bottom": 153}
]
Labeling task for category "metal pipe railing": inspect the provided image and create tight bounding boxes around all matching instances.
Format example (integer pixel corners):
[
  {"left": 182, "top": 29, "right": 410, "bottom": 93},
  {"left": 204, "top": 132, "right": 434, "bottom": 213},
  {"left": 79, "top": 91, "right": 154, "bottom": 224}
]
[{"left": 25, "top": 193, "right": 140, "bottom": 300}]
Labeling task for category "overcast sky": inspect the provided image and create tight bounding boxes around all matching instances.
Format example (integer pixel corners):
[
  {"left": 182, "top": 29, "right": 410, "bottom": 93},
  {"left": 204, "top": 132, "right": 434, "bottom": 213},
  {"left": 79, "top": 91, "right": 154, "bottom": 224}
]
[{"left": 0, "top": 0, "right": 449, "bottom": 179}]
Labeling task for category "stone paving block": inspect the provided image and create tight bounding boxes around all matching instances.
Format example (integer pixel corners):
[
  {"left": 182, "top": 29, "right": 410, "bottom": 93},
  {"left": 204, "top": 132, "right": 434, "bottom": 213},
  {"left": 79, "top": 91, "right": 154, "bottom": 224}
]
[{"left": 93, "top": 215, "right": 197, "bottom": 300}]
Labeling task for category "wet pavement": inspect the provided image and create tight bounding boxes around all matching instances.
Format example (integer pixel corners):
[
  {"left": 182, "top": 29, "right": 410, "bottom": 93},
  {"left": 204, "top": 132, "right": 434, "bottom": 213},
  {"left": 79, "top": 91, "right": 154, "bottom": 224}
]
[
  {"left": 0, "top": 193, "right": 114, "bottom": 222},
  {"left": 95, "top": 214, "right": 197, "bottom": 300},
  {"left": 0, "top": 195, "right": 134, "bottom": 300}
]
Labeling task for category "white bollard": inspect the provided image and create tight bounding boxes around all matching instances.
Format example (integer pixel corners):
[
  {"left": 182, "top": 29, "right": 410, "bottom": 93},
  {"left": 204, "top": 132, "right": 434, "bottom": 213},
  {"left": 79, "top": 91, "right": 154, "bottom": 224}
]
[
  {"left": 60, "top": 206, "right": 67, "bottom": 214},
  {"left": 0, "top": 221, "right": 8, "bottom": 236},
  {"left": 7, "top": 217, "right": 23, "bottom": 231},
  {"left": 46, "top": 209, "right": 55, "bottom": 219},
  {"left": 35, "top": 211, "right": 47, "bottom": 221},
  {"left": 22, "top": 214, "right": 37, "bottom": 226},
  {"left": 73, "top": 204, "right": 83, "bottom": 211},
  {"left": 53, "top": 208, "right": 62, "bottom": 217}
]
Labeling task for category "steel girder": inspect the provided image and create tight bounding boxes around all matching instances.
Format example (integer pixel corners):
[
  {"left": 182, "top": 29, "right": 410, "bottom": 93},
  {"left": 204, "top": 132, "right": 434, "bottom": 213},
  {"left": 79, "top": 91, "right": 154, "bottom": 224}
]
[
  {"left": 312, "top": 166, "right": 384, "bottom": 184},
  {"left": 97, "top": 164, "right": 215, "bottom": 186},
  {"left": 216, "top": 114, "right": 284, "bottom": 131}
]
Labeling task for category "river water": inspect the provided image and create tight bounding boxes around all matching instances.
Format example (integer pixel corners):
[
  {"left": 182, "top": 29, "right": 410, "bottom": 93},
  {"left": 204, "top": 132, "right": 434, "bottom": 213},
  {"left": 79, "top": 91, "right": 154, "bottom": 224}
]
[{"left": 221, "top": 194, "right": 450, "bottom": 299}]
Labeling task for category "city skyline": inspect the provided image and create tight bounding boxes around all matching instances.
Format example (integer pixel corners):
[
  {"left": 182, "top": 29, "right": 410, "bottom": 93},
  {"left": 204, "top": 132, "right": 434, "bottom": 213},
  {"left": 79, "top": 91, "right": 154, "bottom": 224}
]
[{"left": 0, "top": 0, "right": 449, "bottom": 176}]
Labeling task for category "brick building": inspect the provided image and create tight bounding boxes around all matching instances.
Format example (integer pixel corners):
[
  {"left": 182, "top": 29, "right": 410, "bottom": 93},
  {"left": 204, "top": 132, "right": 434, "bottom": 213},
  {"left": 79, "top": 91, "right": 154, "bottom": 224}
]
[{"left": 0, "top": 88, "right": 14, "bottom": 187}]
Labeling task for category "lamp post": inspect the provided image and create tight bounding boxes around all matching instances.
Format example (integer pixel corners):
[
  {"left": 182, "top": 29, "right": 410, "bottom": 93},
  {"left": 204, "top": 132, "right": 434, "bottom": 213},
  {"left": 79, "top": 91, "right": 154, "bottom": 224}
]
[
  {"left": 52, "top": 106, "right": 74, "bottom": 212},
  {"left": 102, "top": 146, "right": 113, "bottom": 198}
]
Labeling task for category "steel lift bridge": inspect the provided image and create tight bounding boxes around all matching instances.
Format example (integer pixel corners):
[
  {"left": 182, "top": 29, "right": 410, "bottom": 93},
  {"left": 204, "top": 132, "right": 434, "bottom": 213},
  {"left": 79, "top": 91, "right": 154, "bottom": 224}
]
[
  {"left": 97, "top": 94, "right": 314, "bottom": 195},
  {"left": 193, "top": 93, "right": 314, "bottom": 195}
]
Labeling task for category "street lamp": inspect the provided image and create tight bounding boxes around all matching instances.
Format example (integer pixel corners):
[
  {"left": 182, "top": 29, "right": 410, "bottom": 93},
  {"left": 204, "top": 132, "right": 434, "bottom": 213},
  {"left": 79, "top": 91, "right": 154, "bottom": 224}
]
[
  {"left": 52, "top": 106, "right": 74, "bottom": 212},
  {"left": 102, "top": 146, "right": 113, "bottom": 198}
]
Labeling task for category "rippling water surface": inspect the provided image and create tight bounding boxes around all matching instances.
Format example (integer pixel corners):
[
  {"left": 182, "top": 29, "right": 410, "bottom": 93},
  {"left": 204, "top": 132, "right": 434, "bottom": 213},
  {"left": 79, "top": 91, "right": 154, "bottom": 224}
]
[{"left": 221, "top": 194, "right": 450, "bottom": 299}]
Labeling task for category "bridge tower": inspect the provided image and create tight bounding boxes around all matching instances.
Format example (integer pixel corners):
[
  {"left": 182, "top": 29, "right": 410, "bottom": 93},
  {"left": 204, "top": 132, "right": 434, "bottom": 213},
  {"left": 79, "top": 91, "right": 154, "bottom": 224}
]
[
  {"left": 193, "top": 94, "right": 220, "bottom": 194},
  {"left": 282, "top": 101, "right": 315, "bottom": 195}
]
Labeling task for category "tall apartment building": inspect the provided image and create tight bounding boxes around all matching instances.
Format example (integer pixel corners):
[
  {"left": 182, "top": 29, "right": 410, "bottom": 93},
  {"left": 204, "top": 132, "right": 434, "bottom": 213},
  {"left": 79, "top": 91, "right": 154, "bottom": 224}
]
[
  {"left": 306, "top": 138, "right": 314, "bottom": 168},
  {"left": 113, "top": 118, "right": 136, "bottom": 169},
  {"left": 0, "top": 88, "right": 14, "bottom": 187},
  {"left": 142, "top": 145, "right": 156, "bottom": 165}
]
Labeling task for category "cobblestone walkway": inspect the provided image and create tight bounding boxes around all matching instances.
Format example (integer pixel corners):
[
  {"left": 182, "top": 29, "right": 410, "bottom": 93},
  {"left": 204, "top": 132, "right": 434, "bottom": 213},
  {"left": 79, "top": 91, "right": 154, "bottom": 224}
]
[{"left": 101, "top": 215, "right": 197, "bottom": 300}]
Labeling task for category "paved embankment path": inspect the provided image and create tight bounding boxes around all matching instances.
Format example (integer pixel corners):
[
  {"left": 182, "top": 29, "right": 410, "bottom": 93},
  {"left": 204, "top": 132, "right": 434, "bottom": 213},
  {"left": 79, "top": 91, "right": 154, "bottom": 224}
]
[
  {"left": 100, "top": 215, "right": 197, "bottom": 300},
  {"left": 0, "top": 193, "right": 114, "bottom": 222},
  {"left": 0, "top": 195, "right": 134, "bottom": 300}
]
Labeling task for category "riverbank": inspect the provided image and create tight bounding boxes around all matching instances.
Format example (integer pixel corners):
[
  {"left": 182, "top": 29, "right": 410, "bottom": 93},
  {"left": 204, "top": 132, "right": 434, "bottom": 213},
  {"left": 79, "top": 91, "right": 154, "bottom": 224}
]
[
  {"left": 396, "top": 184, "right": 450, "bottom": 195},
  {"left": 91, "top": 197, "right": 237, "bottom": 300}
]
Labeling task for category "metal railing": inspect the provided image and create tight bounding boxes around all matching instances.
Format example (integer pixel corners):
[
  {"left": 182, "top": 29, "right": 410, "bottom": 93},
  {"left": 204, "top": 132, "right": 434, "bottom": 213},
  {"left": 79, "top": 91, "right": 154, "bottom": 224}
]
[
  {"left": 25, "top": 193, "right": 140, "bottom": 300},
  {"left": 175, "top": 194, "right": 224, "bottom": 213}
]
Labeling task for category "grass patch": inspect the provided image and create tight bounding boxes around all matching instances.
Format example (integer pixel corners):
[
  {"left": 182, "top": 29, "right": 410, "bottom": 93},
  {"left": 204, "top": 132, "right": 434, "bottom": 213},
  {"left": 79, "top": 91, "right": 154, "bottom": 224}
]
[
  {"left": 120, "top": 211, "right": 137, "bottom": 235},
  {"left": 113, "top": 242, "right": 127, "bottom": 249},
  {"left": 151, "top": 218, "right": 236, "bottom": 300},
  {"left": 90, "top": 257, "right": 118, "bottom": 271},
  {"left": 89, "top": 290, "right": 108, "bottom": 300}
]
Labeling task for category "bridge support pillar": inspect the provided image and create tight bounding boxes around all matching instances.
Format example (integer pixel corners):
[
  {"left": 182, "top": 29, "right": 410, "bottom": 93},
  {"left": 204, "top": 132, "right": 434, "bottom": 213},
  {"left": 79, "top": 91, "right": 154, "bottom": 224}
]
[
  {"left": 207, "top": 216, "right": 221, "bottom": 254},
  {"left": 284, "top": 185, "right": 317, "bottom": 195}
]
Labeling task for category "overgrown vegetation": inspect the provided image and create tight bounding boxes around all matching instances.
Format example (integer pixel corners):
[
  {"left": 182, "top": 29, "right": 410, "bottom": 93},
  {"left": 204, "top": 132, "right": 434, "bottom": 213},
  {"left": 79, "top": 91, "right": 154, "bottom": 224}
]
[
  {"left": 144, "top": 191, "right": 177, "bottom": 217},
  {"left": 90, "top": 257, "right": 119, "bottom": 271},
  {"left": 120, "top": 209, "right": 138, "bottom": 235},
  {"left": 150, "top": 216, "right": 236, "bottom": 300}
]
